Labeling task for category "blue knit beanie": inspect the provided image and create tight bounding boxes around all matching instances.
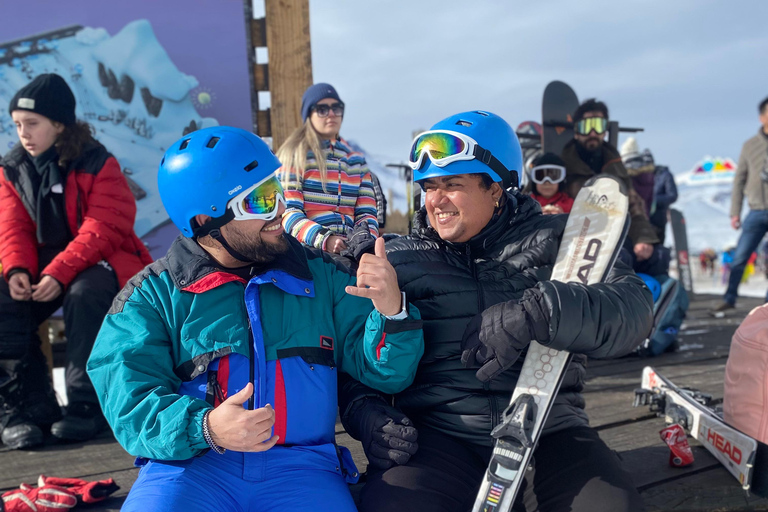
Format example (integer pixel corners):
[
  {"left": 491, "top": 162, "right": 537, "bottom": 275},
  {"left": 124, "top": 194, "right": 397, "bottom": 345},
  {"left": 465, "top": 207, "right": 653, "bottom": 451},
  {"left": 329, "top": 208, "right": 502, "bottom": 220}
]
[{"left": 301, "top": 83, "right": 342, "bottom": 122}]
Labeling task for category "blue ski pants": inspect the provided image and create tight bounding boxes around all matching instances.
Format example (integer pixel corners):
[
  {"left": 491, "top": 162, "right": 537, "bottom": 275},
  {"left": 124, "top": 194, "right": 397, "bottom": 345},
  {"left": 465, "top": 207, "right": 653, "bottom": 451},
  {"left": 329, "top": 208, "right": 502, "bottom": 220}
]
[
  {"left": 725, "top": 209, "right": 768, "bottom": 305},
  {"left": 122, "top": 446, "right": 357, "bottom": 512}
]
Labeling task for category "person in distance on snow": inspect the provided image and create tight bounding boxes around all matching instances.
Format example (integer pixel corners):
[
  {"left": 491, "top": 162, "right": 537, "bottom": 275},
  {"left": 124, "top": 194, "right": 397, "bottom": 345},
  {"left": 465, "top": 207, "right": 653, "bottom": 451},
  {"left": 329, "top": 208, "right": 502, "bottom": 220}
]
[
  {"left": 87, "top": 127, "right": 423, "bottom": 511},
  {"left": 0, "top": 74, "right": 151, "bottom": 449},
  {"left": 522, "top": 152, "right": 574, "bottom": 214},
  {"left": 561, "top": 98, "right": 660, "bottom": 262},
  {"left": 711, "top": 96, "right": 768, "bottom": 314},
  {"left": 276, "top": 83, "right": 379, "bottom": 255},
  {"left": 339, "top": 110, "right": 652, "bottom": 512}
]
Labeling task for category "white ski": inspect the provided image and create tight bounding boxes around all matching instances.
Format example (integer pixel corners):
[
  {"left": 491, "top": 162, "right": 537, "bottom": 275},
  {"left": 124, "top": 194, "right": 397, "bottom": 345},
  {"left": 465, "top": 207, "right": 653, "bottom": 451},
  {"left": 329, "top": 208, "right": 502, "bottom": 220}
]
[
  {"left": 473, "top": 175, "right": 630, "bottom": 512},
  {"left": 633, "top": 366, "right": 758, "bottom": 491}
]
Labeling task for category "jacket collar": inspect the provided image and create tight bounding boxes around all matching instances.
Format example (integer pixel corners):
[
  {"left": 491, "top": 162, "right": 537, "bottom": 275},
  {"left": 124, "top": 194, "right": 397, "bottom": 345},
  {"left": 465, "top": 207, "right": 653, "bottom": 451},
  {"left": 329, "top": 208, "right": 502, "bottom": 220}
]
[{"left": 164, "top": 234, "right": 313, "bottom": 293}]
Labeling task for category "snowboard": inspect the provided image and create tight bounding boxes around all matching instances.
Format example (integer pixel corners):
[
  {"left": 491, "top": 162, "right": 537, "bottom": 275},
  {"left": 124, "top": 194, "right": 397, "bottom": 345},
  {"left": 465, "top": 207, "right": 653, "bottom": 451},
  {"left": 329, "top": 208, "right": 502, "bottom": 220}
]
[
  {"left": 541, "top": 81, "right": 579, "bottom": 158},
  {"left": 473, "top": 175, "right": 630, "bottom": 512},
  {"left": 515, "top": 121, "right": 543, "bottom": 190},
  {"left": 634, "top": 366, "right": 758, "bottom": 491},
  {"left": 669, "top": 208, "right": 694, "bottom": 295}
]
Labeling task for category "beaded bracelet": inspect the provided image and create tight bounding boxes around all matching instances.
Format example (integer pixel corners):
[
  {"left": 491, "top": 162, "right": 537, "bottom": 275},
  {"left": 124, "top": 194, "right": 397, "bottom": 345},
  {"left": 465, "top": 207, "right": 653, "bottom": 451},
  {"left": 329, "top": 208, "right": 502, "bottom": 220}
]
[{"left": 203, "top": 409, "right": 226, "bottom": 454}]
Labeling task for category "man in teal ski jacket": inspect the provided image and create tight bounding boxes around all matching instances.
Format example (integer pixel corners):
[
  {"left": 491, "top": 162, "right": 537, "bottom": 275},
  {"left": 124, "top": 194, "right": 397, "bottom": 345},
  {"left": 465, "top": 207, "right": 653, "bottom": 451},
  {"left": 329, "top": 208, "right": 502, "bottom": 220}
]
[{"left": 87, "top": 127, "right": 423, "bottom": 512}]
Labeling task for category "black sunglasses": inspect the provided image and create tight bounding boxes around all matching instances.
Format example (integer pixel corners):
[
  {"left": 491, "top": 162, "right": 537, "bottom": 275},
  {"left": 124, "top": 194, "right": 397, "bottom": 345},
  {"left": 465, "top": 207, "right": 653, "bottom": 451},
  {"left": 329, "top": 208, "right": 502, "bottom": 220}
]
[{"left": 312, "top": 103, "right": 345, "bottom": 118}]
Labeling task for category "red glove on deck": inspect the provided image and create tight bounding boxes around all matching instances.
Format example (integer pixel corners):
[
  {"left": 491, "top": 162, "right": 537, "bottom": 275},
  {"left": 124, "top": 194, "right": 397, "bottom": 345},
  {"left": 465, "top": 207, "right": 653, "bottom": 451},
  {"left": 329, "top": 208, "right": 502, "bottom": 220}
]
[
  {"left": 1, "top": 481, "right": 76, "bottom": 512},
  {"left": 1, "top": 475, "right": 119, "bottom": 511},
  {"left": 38, "top": 476, "right": 119, "bottom": 504}
]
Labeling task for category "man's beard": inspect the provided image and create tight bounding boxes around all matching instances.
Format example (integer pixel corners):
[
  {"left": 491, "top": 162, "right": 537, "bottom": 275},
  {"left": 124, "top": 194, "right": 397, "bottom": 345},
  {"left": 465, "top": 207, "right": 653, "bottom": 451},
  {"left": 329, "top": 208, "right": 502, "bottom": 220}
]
[
  {"left": 577, "top": 136, "right": 602, "bottom": 152},
  {"left": 226, "top": 229, "right": 290, "bottom": 264}
]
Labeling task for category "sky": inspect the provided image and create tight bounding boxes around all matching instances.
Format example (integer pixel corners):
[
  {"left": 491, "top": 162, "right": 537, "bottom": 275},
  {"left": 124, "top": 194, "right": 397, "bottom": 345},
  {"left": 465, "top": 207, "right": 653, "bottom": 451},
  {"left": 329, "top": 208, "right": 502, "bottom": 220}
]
[{"left": 272, "top": 0, "right": 768, "bottom": 175}]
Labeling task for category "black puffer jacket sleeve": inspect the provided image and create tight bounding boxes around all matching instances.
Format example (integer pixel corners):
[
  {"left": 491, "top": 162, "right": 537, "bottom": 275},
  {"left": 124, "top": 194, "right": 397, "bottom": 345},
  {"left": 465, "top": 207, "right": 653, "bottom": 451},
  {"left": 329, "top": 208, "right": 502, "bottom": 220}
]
[{"left": 535, "top": 258, "right": 653, "bottom": 359}]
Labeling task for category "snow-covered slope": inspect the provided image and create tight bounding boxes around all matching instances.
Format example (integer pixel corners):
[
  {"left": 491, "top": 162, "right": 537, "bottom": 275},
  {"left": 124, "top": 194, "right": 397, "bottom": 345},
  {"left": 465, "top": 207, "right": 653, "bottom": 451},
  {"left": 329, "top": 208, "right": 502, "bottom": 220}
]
[
  {"left": 346, "top": 139, "right": 409, "bottom": 214},
  {"left": 0, "top": 20, "right": 218, "bottom": 238},
  {"left": 670, "top": 157, "right": 743, "bottom": 253}
]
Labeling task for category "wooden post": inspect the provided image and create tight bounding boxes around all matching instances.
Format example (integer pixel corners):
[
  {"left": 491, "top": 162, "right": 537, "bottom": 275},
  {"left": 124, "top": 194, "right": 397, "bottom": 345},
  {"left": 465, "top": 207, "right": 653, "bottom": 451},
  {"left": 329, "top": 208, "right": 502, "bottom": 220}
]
[{"left": 257, "top": 0, "right": 312, "bottom": 149}]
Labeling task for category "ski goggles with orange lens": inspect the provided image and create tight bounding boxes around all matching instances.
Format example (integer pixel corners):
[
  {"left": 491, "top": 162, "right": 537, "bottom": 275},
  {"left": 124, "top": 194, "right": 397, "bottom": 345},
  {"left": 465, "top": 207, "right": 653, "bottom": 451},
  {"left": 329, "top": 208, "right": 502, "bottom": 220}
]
[
  {"left": 575, "top": 117, "right": 608, "bottom": 135},
  {"left": 530, "top": 164, "right": 566, "bottom": 184},
  {"left": 228, "top": 174, "right": 286, "bottom": 221}
]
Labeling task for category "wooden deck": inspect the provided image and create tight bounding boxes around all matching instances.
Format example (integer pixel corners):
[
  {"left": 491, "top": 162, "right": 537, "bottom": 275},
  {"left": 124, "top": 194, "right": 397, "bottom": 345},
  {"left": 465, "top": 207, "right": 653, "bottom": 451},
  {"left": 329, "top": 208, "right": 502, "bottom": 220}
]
[{"left": 0, "top": 293, "right": 766, "bottom": 511}]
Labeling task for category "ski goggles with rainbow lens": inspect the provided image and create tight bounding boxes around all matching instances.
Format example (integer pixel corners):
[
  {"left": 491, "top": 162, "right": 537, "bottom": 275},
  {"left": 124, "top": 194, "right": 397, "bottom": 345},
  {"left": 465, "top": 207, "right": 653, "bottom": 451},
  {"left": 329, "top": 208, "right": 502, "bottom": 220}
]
[
  {"left": 408, "top": 129, "right": 514, "bottom": 180},
  {"left": 530, "top": 164, "right": 566, "bottom": 185},
  {"left": 575, "top": 117, "right": 608, "bottom": 135},
  {"left": 228, "top": 174, "right": 286, "bottom": 221}
]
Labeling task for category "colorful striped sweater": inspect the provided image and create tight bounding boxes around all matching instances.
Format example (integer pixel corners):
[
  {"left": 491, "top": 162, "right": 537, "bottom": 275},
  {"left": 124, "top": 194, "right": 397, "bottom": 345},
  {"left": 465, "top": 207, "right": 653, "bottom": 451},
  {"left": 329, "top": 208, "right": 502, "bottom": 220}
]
[{"left": 280, "top": 138, "right": 379, "bottom": 249}]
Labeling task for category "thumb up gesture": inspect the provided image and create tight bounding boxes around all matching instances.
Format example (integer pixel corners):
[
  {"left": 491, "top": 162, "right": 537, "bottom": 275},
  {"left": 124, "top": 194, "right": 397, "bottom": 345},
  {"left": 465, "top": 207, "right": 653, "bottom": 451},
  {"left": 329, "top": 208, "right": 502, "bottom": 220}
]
[
  {"left": 207, "top": 382, "right": 279, "bottom": 452},
  {"left": 345, "top": 238, "right": 403, "bottom": 317}
]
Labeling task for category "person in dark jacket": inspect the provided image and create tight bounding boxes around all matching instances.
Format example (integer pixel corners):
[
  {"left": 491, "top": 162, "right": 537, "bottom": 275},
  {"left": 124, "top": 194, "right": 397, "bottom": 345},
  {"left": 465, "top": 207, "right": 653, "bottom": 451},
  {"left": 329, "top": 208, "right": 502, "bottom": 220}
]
[
  {"left": 561, "top": 99, "right": 660, "bottom": 262},
  {"left": 0, "top": 74, "right": 152, "bottom": 449},
  {"left": 650, "top": 164, "right": 678, "bottom": 244},
  {"left": 340, "top": 111, "right": 652, "bottom": 512}
]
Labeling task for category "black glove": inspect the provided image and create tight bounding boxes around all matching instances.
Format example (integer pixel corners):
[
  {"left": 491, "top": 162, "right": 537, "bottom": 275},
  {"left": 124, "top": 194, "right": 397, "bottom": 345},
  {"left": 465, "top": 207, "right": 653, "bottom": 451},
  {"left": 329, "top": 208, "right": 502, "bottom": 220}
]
[
  {"left": 461, "top": 289, "right": 550, "bottom": 382},
  {"left": 341, "top": 223, "right": 377, "bottom": 261},
  {"left": 343, "top": 397, "right": 418, "bottom": 471}
]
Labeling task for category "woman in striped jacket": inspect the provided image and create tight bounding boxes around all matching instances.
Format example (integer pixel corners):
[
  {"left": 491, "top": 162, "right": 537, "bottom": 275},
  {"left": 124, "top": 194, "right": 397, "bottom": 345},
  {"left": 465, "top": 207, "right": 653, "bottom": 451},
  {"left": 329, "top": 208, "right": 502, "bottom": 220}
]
[{"left": 277, "top": 83, "right": 378, "bottom": 254}]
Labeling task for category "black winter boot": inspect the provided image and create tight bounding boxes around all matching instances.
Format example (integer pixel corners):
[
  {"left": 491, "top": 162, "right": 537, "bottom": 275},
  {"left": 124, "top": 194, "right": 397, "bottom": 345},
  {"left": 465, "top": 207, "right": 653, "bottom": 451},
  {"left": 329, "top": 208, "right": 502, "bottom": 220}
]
[
  {"left": 51, "top": 401, "right": 107, "bottom": 442},
  {"left": 0, "top": 375, "right": 61, "bottom": 450}
]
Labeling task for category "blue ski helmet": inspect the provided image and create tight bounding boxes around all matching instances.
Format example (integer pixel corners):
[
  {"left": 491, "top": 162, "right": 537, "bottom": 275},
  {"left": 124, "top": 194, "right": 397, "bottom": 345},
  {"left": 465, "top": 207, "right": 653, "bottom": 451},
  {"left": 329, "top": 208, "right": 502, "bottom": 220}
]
[
  {"left": 158, "top": 126, "right": 282, "bottom": 237},
  {"left": 637, "top": 273, "right": 661, "bottom": 302},
  {"left": 412, "top": 110, "right": 522, "bottom": 189}
]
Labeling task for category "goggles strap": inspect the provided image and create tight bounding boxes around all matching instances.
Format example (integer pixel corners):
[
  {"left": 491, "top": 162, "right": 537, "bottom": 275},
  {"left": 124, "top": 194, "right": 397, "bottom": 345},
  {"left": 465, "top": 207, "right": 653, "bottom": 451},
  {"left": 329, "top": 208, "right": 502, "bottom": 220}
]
[
  {"left": 193, "top": 210, "right": 254, "bottom": 263},
  {"left": 208, "top": 228, "right": 253, "bottom": 264},
  {"left": 472, "top": 145, "right": 519, "bottom": 189},
  {"left": 193, "top": 209, "right": 235, "bottom": 238}
]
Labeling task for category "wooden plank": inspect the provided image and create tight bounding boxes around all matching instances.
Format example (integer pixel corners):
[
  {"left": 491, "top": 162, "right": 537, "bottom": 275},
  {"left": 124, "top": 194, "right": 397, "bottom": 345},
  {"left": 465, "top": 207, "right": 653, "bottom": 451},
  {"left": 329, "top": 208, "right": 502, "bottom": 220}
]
[
  {"left": 584, "top": 357, "right": 729, "bottom": 428},
  {"left": 256, "top": 109, "right": 271, "bottom": 138},
  {"left": 598, "top": 416, "right": 723, "bottom": 489},
  {"left": 264, "top": 0, "right": 312, "bottom": 149},
  {"left": 251, "top": 17, "right": 267, "bottom": 47},
  {"left": 254, "top": 63, "right": 269, "bottom": 91},
  {"left": 641, "top": 467, "right": 768, "bottom": 511},
  {"left": 0, "top": 432, "right": 135, "bottom": 491},
  {"left": 585, "top": 361, "right": 727, "bottom": 394},
  {"left": 587, "top": 294, "right": 760, "bottom": 375}
]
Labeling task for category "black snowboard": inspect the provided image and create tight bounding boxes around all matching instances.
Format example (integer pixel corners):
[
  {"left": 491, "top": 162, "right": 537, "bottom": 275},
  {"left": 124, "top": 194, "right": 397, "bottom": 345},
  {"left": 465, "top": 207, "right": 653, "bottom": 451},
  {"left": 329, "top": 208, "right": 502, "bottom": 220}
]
[
  {"left": 542, "top": 80, "right": 579, "bottom": 157},
  {"left": 669, "top": 208, "right": 694, "bottom": 294}
]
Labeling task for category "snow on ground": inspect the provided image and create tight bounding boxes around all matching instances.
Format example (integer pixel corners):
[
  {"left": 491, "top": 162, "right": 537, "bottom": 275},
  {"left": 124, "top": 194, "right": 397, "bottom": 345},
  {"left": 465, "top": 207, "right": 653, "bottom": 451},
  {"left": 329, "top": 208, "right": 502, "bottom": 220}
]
[{"left": 678, "top": 255, "right": 768, "bottom": 300}]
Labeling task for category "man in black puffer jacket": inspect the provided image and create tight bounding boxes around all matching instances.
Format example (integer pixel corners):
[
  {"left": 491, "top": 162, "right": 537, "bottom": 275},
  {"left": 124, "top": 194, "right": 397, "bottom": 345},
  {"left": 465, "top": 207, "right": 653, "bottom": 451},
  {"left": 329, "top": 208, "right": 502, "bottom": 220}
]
[{"left": 340, "top": 111, "right": 652, "bottom": 512}]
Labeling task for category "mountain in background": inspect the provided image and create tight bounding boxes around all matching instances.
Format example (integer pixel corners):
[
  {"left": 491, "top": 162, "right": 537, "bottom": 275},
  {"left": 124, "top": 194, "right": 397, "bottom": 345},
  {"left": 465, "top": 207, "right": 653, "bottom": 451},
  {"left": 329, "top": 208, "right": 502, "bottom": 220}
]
[{"left": 670, "top": 156, "right": 742, "bottom": 253}]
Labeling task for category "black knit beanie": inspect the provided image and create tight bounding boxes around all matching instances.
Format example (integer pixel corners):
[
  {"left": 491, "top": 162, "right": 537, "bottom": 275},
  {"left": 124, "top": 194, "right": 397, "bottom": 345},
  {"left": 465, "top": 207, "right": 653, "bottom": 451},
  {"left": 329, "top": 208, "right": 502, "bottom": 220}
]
[{"left": 9, "top": 73, "right": 76, "bottom": 126}]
